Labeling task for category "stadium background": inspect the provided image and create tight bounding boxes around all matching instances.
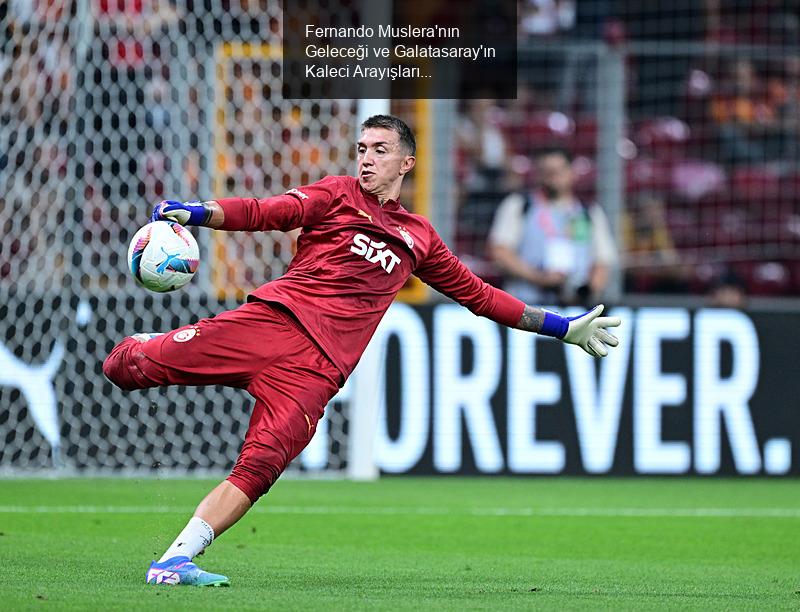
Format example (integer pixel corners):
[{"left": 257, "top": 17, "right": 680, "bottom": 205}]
[{"left": 0, "top": 0, "right": 798, "bottom": 477}]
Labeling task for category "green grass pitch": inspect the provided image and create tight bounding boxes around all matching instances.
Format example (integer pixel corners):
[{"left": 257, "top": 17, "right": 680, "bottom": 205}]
[{"left": 0, "top": 477, "right": 797, "bottom": 610}]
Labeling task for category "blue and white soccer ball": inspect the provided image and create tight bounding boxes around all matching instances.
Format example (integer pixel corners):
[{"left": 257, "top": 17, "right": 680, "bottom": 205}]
[{"left": 127, "top": 221, "right": 199, "bottom": 292}]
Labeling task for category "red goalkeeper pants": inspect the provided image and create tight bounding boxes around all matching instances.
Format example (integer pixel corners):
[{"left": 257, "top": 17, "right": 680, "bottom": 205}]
[{"left": 102, "top": 300, "right": 341, "bottom": 503}]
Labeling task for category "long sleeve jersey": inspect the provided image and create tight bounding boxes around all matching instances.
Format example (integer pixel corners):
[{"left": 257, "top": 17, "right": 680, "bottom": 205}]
[{"left": 216, "top": 175, "right": 525, "bottom": 380}]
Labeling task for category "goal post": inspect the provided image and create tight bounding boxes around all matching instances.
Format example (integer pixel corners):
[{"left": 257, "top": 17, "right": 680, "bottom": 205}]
[{"left": 0, "top": 3, "right": 433, "bottom": 478}]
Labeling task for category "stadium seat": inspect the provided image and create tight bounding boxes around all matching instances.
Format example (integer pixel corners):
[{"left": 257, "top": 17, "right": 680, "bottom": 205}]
[
  {"left": 571, "top": 117, "right": 598, "bottom": 156},
  {"left": 779, "top": 211, "right": 800, "bottom": 246},
  {"left": 736, "top": 261, "right": 792, "bottom": 296},
  {"left": 729, "top": 167, "right": 786, "bottom": 250},
  {"left": 635, "top": 117, "right": 691, "bottom": 160},
  {"left": 511, "top": 112, "right": 575, "bottom": 155},
  {"left": 688, "top": 260, "right": 722, "bottom": 293},
  {"left": 706, "top": 208, "right": 749, "bottom": 248},
  {"left": 670, "top": 159, "right": 726, "bottom": 203},
  {"left": 572, "top": 155, "right": 597, "bottom": 202},
  {"left": 785, "top": 259, "right": 800, "bottom": 293},
  {"left": 730, "top": 166, "right": 782, "bottom": 205},
  {"left": 665, "top": 206, "right": 699, "bottom": 249},
  {"left": 779, "top": 172, "right": 800, "bottom": 212},
  {"left": 685, "top": 124, "right": 717, "bottom": 159},
  {"left": 626, "top": 158, "right": 671, "bottom": 193}
]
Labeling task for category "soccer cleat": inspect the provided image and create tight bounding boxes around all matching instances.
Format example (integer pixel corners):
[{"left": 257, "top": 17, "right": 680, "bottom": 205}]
[
  {"left": 131, "top": 332, "right": 164, "bottom": 343},
  {"left": 146, "top": 556, "right": 230, "bottom": 587}
]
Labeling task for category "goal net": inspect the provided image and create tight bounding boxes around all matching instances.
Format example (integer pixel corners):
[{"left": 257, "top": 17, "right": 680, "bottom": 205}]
[
  {"left": 0, "top": 1, "right": 372, "bottom": 476},
  {"left": 453, "top": 4, "right": 800, "bottom": 298}
]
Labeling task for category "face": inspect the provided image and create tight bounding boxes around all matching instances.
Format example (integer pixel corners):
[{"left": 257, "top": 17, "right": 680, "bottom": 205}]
[
  {"left": 357, "top": 127, "right": 415, "bottom": 197},
  {"left": 537, "top": 153, "right": 574, "bottom": 198}
]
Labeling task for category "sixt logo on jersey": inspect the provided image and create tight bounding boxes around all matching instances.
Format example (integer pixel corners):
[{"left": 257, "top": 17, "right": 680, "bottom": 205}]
[{"left": 350, "top": 233, "right": 401, "bottom": 273}]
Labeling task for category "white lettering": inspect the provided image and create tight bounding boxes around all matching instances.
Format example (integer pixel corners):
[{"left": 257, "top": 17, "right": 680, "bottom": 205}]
[
  {"left": 375, "top": 304, "right": 430, "bottom": 473},
  {"left": 634, "top": 309, "right": 691, "bottom": 473},
  {"left": 506, "top": 331, "right": 564, "bottom": 473},
  {"left": 567, "top": 307, "right": 633, "bottom": 473},
  {"left": 368, "top": 248, "right": 402, "bottom": 273},
  {"left": 305, "top": 24, "right": 374, "bottom": 38},
  {"left": 378, "top": 25, "right": 461, "bottom": 38},
  {"left": 350, "top": 233, "right": 370, "bottom": 256},
  {"left": 305, "top": 44, "right": 368, "bottom": 61},
  {"left": 434, "top": 305, "right": 503, "bottom": 473},
  {"left": 350, "top": 233, "right": 402, "bottom": 273},
  {"left": 285, "top": 187, "right": 309, "bottom": 200},
  {"left": 694, "top": 309, "right": 761, "bottom": 474},
  {"left": 305, "top": 64, "right": 350, "bottom": 79}
]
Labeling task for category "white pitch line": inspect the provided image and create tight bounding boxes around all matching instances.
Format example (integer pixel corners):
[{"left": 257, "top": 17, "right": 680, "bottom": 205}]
[{"left": 0, "top": 505, "right": 797, "bottom": 518}]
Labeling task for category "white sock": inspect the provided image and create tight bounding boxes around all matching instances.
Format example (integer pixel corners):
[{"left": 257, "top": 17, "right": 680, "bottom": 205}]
[{"left": 158, "top": 517, "right": 215, "bottom": 562}]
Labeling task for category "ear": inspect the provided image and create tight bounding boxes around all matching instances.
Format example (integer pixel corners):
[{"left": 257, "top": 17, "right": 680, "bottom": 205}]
[{"left": 399, "top": 155, "right": 416, "bottom": 176}]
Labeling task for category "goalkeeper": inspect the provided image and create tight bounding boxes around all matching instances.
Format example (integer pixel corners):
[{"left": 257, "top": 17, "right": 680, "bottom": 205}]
[{"left": 103, "top": 115, "right": 621, "bottom": 587}]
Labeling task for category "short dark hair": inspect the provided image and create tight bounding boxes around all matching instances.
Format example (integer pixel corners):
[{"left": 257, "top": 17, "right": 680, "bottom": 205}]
[
  {"left": 534, "top": 146, "right": 573, "bottom": 163},
  {"left": 360, "top": 114, "right": 416, "bottom": 156}
]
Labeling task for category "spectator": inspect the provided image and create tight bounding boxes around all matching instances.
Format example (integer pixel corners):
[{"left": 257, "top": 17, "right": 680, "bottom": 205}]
[
  {"left": 708, "top": 268, "right": 747, "bottom": 308},
  {"left": 621, "top": 1, "right": 704, "bottom": 117},
  {"left": 518, "top": 0, "right": 577, "bottom": 109},
  {"left": 765, "top": 55, "right": 800, "bottom": 160},
  {"left": 706, "top": 0, "right": 798, "bottom": 46},
  {"left": 622, "top": 192, "right": 688, "bottom": 293},
  {"left": 710, "top": 58, "right": 783, "bottom": 164},
  {"left": 456, "top": 99, "right": 512, "bottom": 241},
  {"left": 488, "top": 147, "right": 616, "bottom": 305},
  {"left": 519, "top": 0, "right": 576, "bottom": 38},
  {"left": 457, "top": 99, "right": 510, "bottom": 192}
]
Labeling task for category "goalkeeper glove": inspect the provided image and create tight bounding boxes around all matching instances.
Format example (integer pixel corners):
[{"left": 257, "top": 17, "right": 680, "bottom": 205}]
[
  {"left": 540, "top": 304, "right": 621, "bottom": 357},
  {"left": 151, "top": 200, "right": 212, "bottom": 226}
]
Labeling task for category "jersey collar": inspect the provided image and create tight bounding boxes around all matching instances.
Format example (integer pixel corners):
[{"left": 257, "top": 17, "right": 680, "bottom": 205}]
[{"left": 359, "top": 183, "right": 402, "bottom": 211}]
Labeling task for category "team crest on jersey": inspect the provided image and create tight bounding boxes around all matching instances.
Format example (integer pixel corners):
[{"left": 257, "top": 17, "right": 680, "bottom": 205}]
[
  {"left": 396, "top": 226, "right": 414, "bottom": 249},
  {"left": 173, "top": 325, "right": 200, "bottom": 343}
]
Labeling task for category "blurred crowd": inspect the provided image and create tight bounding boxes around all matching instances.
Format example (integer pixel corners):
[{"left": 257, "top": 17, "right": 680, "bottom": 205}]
[
  {"left": 456, "top": 0, "right": 800, "bottom": 305},
  {"left": 4, "top": 1, "right": 800, "bottom": 301},
  {"left": 0, "top": 0, "right": 281, "bottom": 287}
]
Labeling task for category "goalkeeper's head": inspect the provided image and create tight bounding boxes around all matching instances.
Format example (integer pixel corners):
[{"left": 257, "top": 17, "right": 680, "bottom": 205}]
[{"left": 357, "top": 115, "right": 416, "bottom": 202}]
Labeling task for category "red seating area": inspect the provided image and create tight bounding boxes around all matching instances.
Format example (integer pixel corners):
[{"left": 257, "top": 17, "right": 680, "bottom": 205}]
[{"left": 497, "top": 112, "right": 800, "bottom": 295}]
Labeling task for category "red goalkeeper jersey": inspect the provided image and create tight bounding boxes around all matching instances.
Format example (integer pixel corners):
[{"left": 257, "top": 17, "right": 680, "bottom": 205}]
[{"left": 216, "top": 175, "right": 525, "bottom": 379}]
